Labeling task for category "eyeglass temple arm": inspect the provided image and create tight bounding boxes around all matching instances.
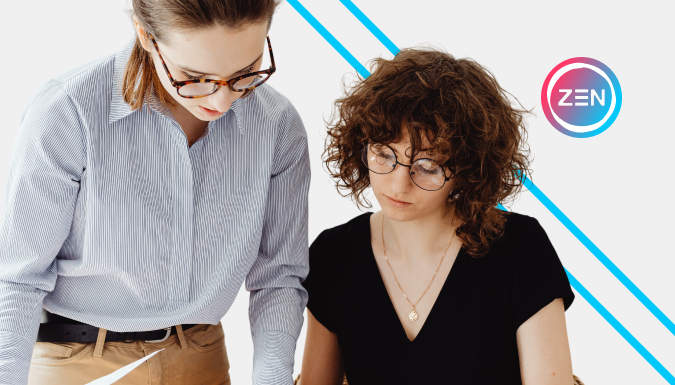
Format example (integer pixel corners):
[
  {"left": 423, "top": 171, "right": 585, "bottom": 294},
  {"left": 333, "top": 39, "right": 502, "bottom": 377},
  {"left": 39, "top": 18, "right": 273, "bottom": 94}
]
[
  {"left": 147, "top": 32, "right": 178, "bottom": 86},
  {"left": 267, "top": 36, "right": 276, "bottom": 69}
]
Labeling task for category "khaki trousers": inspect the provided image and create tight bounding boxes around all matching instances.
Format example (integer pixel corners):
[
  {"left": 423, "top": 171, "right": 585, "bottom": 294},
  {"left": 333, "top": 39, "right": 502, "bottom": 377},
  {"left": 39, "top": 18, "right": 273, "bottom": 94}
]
[{"left": 28, "top": 323, "right": 231, "bottom": 385}]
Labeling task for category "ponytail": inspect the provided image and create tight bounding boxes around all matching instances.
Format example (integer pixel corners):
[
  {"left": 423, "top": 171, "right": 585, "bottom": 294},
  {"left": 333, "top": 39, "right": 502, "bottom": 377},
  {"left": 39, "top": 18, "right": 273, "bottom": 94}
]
[{"left": 122, "top": 37, "right": 175, "bottom": 111}]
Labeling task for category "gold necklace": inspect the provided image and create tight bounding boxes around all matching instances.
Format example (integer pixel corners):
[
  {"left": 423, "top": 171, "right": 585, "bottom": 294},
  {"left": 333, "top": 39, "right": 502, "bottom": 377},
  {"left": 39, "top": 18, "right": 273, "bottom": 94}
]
[{"left": 381, "top": 213, "right": 456, "bottom": 322}]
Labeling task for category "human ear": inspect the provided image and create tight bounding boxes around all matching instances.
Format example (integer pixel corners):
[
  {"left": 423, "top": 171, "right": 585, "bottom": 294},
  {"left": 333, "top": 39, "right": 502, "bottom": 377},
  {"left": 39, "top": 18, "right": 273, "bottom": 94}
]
[{"left": 132, "top": 15, "right": 152, "bottom": 53}]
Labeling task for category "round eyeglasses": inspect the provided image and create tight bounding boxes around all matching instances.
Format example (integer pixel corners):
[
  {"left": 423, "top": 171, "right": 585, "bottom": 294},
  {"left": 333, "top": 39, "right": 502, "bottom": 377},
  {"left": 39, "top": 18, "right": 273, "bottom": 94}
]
[
  {"left": 361, "top": 143, "right": 452, "bottom": 191},
  {"left": 147, "top": 32, "right": 276, "bottom": 98}
]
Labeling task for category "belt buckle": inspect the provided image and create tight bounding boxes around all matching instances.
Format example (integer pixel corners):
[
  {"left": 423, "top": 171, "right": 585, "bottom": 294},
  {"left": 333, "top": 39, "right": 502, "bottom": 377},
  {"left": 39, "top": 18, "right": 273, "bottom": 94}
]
[{"left": 145, "top": 327, "right": 171, "bottom": 343}]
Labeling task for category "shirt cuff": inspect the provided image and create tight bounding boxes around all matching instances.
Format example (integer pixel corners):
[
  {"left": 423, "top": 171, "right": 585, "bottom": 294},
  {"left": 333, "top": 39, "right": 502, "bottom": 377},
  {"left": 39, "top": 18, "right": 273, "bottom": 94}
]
[
  {"left": 0, "top": 331, "right": 35, "bottom": 385},
  {"left": 252, "top": 330, "right": 297, "bottom": 385}
]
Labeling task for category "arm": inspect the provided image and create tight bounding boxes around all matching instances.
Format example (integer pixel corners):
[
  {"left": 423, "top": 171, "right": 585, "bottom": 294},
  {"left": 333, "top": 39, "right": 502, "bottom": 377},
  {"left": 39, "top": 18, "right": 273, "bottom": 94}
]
[
  {"left": 298, "top": 310, "right": 344, "bottom": 385},
  {"left": 246, "top": 103, "right": 310, "bottom": 385},
  {"left": 516, "top": 298, "right": 573, "bottom": 385},
  {"left": 0, "top": 80, "right": 86, "bottom": 384}
]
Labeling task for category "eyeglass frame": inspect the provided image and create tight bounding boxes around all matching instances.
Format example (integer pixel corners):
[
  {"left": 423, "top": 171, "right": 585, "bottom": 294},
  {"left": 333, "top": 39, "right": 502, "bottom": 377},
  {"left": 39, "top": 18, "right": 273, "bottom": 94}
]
[
  {"left": 147, "top": 32, "right": 276, "bottom": 99},
  {"left": 361, "top": 143, "right": 453, "bottom": 192}
]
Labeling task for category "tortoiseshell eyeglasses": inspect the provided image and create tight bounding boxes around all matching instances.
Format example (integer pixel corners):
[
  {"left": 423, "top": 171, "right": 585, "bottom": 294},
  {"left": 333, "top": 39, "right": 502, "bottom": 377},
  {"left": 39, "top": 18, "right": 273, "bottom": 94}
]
[{"left": 147, "top": 32, "right": 276, "bottom": 99}]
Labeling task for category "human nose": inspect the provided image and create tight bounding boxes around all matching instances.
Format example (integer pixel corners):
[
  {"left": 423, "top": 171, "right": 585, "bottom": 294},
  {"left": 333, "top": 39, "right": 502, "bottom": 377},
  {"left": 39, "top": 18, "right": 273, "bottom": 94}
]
[
  {"left": 207, "top": 85, "right": 234, "bottom": 113},
  {"left": 389, "top": 162, "right": 414, "bottom": 194}
]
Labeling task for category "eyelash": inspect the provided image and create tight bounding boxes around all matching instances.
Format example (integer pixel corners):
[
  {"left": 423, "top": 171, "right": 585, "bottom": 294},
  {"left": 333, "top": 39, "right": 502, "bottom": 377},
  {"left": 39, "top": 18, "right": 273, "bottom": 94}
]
[
  {"left": 236, "top": 64, "right": 256, "bottom": 77},
  {"left": 181, "top": 71, "right": 204, "bottom": 81},
  {"left": 181, "top": 64, "right": 256, "bottom": 81}
]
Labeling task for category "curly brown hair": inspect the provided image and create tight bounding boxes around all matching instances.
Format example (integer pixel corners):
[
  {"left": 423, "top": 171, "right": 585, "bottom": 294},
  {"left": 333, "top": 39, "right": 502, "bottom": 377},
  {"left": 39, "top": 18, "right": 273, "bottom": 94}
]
[{"left": 324, "top": 47, "right": 532, "bottom": 257}]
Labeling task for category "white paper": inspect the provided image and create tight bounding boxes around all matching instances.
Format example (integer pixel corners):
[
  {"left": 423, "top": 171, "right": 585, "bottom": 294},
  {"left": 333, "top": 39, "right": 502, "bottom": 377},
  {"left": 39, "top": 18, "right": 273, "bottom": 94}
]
[{"left": 85, "top": 349, "right": 164, "bottom": 385}]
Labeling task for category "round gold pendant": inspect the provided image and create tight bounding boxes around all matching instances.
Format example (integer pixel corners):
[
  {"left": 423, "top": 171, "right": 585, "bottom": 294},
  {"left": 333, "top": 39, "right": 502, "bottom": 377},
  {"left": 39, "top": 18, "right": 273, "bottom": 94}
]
[{"left": 408, "top": 308, "right": 419, "bottom": 321}]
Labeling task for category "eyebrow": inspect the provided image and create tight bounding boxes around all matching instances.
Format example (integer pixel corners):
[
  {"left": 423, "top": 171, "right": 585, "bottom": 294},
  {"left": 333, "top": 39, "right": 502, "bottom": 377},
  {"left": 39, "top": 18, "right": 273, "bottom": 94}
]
[{"left": 177, "top": 52, "right": 264, "bottom": 78}]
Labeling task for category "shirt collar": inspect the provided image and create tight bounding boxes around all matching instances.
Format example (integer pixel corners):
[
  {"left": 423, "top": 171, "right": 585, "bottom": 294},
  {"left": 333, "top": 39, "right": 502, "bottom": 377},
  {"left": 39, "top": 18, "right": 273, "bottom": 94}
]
[
  {"left": 109, "top": 38, "right": 245, "bottom": 134},
  {"left": 109, "top": 39, "right": 136, "bottom": 124}
]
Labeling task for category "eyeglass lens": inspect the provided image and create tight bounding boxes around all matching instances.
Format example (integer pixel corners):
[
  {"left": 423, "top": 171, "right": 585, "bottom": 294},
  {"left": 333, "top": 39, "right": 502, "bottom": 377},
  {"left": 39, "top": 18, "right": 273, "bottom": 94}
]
[
  {"left": 177, "top": 73, "right": 271, "bottom": 97},
  {"left": 362, "top": 143, "right": 447, "bottom": 191},
  {"left": 178, "top": 83, "right": 218, "bottom": 97},
  {"left": 232, "top": 73, "right": 270, "bottom": 91}
]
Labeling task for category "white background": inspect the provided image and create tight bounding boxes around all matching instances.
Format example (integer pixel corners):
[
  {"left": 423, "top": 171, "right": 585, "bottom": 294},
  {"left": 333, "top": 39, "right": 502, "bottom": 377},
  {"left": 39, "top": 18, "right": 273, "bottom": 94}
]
[{"left": 1, "top": 0, "right": 674, "bottom": 384}]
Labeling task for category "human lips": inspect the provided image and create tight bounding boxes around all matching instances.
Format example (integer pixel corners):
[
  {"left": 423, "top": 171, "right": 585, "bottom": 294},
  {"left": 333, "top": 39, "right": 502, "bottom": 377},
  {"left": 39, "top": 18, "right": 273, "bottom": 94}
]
[
  {"left": 199, "top": 105, "right": 223, "bottom": 117},
  {"left": 385, "top": 195, "right": 412, "bottom": 208}
]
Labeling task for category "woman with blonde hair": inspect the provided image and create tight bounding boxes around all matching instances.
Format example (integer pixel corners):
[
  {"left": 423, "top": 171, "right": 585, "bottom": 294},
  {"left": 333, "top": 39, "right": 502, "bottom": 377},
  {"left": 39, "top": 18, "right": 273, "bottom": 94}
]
[{"left": 0, "top": 1, "right": 309, "bottom": 384}]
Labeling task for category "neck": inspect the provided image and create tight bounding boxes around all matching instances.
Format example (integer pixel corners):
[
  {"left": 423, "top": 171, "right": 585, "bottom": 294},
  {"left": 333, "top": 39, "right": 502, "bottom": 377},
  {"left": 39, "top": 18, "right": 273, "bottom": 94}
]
[
  {"left": 169, "top": 103, "right": 208, "bottom": 131},
  {"left": 383, "top": 207, "right": 457, "bottom": 265},
  {"left": 167, "top": 103, "right": 209, "bottom": 146}
]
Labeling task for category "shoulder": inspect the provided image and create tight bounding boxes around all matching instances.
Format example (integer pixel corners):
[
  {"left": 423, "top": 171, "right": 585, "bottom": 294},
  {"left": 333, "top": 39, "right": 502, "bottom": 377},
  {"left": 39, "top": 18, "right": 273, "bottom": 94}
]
[
  {"left": 500, "top": 213, "right": 574, "bottom": 326},
  {"left": 242, "top": 84, "right": 309, "bottom": 174},
  {"left": 52, "top": 53, "right": 116, "bottom": 108},
  {"left": 303, "top": 214, "right": 373, "bottom": 333},
  {"left": 248, "top": 82, "right": 292, "bottom": 113},
  {"left": 23, "top": 53, "right": 116, "bottom": 127},
  {"left": 239, "top": 83, "right": 306, "bottom": 137},
  {"left": 19, "top": 79, "right": 84, "bottom": 145},
  {"left": 309, "top": 213, "right": 372, "bottom": 270},
  {"left": 477, "top": 211, "right": 557, "bottom": 270},
  {"left": 502, "top": 211, "right": 539, "bottom": 232},
  {"left": 53, "top": 53, "right": 116, "bottom": 90},
  {"left": 311, "top": 213, "right": 372, "bottom": 251},
  {"left": 492, "top": 212, "right": 564, "bottom": 276},
  {"left": 493, "top": 211, "right": 546, "bottom": 248}
]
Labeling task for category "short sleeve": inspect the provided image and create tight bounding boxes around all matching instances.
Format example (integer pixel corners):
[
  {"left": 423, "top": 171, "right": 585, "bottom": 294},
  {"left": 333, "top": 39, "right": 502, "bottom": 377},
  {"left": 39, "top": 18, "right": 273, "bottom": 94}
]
[
  {"left": 512, "top": 217, "right": 575, "bottom": 331},
  {"left": 302, "top": 230, "right": 337, "bottom": 333}
]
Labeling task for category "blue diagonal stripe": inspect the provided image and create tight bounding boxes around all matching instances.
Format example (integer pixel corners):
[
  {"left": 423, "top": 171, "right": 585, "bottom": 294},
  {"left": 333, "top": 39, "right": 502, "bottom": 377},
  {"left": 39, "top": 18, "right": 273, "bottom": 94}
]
[
  {"left": 286, "top": 0, "right": 371, "bottom": 79},
  {"left": 521, "top": 175, "right": 675, "bottom": 337},
  {"left": 566, "top": 269, "right": 675, "bottom": 384},
  {"left": 338, "top": 0, "right": 400, "bottom": 56}
]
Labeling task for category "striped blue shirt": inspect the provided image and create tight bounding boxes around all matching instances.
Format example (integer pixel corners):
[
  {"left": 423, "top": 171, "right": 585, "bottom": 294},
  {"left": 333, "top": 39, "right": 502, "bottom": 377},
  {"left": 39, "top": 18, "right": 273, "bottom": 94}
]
[{"left": 0, "top": 39, "right": 310, "bottom": 385}]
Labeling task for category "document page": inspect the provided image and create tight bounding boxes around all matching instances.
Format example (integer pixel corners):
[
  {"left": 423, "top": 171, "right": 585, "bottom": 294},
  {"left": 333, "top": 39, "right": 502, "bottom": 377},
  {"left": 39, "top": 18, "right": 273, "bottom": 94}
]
[{"left": 85, "top": 349, "right": 164, "bottom": 385}]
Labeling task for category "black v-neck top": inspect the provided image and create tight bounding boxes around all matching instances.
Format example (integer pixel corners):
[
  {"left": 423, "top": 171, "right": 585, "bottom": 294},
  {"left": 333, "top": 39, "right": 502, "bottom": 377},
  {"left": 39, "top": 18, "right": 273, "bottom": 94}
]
[{"left": 302, "top": 212, "right": 574, "bottom": 385}]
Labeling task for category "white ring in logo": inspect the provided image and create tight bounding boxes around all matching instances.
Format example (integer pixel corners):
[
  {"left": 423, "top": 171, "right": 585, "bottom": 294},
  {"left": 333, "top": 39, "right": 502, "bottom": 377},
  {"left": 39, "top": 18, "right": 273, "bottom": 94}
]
[{"left": 546, "top": 63, "right": 617, "bottom": 134}]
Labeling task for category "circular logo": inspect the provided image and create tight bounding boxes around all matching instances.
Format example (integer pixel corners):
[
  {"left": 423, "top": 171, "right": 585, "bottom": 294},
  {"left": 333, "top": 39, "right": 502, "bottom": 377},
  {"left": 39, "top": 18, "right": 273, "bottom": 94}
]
[{"left": 541, "top": 58, "right": 622, "bottom": 138}]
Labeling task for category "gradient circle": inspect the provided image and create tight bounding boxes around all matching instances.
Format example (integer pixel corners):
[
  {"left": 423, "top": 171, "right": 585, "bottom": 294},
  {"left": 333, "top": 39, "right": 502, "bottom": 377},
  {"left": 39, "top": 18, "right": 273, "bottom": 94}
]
[{"left": 541, "top": 58, "right": 622, "bottom": 138}]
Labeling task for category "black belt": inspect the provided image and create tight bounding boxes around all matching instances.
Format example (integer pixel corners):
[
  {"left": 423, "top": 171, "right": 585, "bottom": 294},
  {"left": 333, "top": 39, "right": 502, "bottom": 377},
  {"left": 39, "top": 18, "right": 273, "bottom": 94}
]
[{"left": 37, "top": 310, "right": 198, "bottom": 343}]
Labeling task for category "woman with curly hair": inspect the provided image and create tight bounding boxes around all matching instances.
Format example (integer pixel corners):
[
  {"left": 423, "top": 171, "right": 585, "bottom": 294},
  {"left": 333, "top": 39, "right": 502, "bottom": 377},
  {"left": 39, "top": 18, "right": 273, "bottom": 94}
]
[{"left": 297, "top": 48, "right": 575, "bottom": 385}]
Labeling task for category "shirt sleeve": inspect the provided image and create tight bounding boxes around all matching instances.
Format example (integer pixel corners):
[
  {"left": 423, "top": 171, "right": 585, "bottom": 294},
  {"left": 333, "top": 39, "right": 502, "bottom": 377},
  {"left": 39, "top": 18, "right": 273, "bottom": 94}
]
[
  {"left": 246, "top": 102, "right": 310, "bottom": 385},
  {"left": 302, "top": 230, "right": 337, "bottom": 333},
  {"left": 512, "top": 216, "right": 575, "bottom": 331},
  {"left": 0, "top": 80, "right": 86, "bottom": 384}
]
